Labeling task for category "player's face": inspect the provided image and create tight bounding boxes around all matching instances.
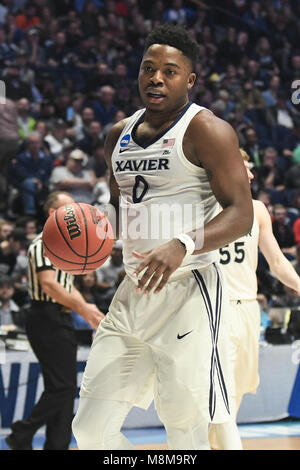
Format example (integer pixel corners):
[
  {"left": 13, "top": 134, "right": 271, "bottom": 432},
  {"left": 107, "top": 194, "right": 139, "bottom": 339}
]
[
  {"left": 244, "top": 160, "right": 254, "bottom": 183},
  {"left": 138, "top": 44, "right": 196, "bottom": 113}
]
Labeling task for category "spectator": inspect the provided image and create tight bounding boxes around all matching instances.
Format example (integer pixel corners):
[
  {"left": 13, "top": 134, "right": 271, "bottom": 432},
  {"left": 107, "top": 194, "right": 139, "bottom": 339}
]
[
  {"left": 93, "top": 169, "right": 110, "bottom": 209},
  {"left": 45, "top": 31, "right": 69, "bottom": 70},
  {"left": 9, "top": 131, "right": 53, "bottom": 216},
  {"left": 25, "top": 27, "right": 46, "bottom": 70},
  {"left": 17, "top": 97, "right": 36, "bottom": 140},
  {"left": 68, "top": 34, "right": 98, "bottom": 91},
  {"left": 253, "top": 36, "right": 274, "bottom": 71},
  {"left": 246, "top": 60, "right": 268, "bottom": 91},
  {"left": 65, "top": 92, "right": 85, "bottom": 133},
  {"left": 78, "top": 120, "right": 104, "bottom": 157},
  {"left": 85, "top": 61, "right": 113, "bottom": 94},
  {"left": 15, "top": 3, "right": 41, "bottom": 31},
  {"left": 243, "top": 127, "right": 265, "bottom": 167},
  {"left": 0, "top": 25, "right": 18, "bottom": 70},
  {"left": 0, "top": 228, "right": 27, "bottom": 276},
  {"left": 90, "top": 85, "right": 119, "bottom": 127},
  {"left": 234, "top": 78, "right": 266, "bottom": 117},
  {"left": 242, "top": 1, "right": 267, "bottom": 34},
  {"left": 49, "top": 148, "right": 96, "bottom": 204},
  {"left": 96, "top": 240, "right": 125, "bottom": 313},
  {"left": 162, "top": 0, "right": 195, "bottom": 25},
  {"left": 0, "top": 275, "right": 22, "bottom": 331},
  {"left": 102, "top": 108, "right": 126, "bottom": 140},
  {"left": 86, "top": 142, "right": 107, "bottom": 179},
  {"left": 0, "top": 220, "right": 14, "bottom": 242},
  {"left": 14, "top": 48, "right": 36, "bottom": 88},
  {"left": 272, "top": 204, "right": 296, "bottom": 258},
  {"left": 3, "top": 61, "right": 33, "bottom": 101},
  {"left": 256, "top": 147, "right": 285, "bottom": 192},
  {"left": 15, "top": 215, "right": 39, "bottom": 241},
  {"left": 0, "top": 98, "right": 20, "bottom": 214},
  {"left": 285, "top": 163, "right": 300, "bottom": 190},
  {"left": 35, "top": 120, "right": 51, "bottom": 155},
  {"left": 44, "top": 118, "right": 71, "bottom": 161},
  {"left": 0, "top": 1, "right": 10, "bottom": 24},
  {"left": 229, "top": 30, "right": 252, "bottom": 66},
  {"left": 262, "top": 75, "right": 281, "bottom": 108},
  {"left": 74, "top": 106, "right": 96, "bottom": 141}
]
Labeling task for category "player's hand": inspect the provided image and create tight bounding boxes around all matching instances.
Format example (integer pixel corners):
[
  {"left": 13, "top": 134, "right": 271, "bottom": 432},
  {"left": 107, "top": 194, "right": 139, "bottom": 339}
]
[
  {"left": 132, "top": 239, "right": 186, "bottom": 294},
  {"left": 83, "top": 304, "right": 105, "bottom": 330}
]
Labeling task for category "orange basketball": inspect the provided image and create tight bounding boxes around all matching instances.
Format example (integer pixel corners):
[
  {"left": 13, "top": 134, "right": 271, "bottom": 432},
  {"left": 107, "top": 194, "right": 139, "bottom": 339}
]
[{"left": 42, "top": 203, "right": 115, "bottom": 274}]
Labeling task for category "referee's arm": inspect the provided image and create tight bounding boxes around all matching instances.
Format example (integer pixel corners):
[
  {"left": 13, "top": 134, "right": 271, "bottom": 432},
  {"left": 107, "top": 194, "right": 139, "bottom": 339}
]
[{"left": 38, "top": 270, "right": 105, "bottom": 330}]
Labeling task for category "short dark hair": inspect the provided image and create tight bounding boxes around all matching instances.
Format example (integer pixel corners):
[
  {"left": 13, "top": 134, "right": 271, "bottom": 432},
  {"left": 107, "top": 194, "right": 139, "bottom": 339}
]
[
  {"left": 0, "top": 275, "right": 14, "bottom": 288},
  {"left": 143, "top": 23, "right": 199, "bottom": 71},
  {"left": 8, "top": 228, "right": 27, "bottom": 242}
]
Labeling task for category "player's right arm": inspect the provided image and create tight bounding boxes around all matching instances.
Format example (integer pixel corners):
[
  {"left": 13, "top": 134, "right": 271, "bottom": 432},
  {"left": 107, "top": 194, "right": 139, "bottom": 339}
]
[
  {"left": 38, "top": 270, "right": 105, "bottom": 330},
  {"left": 255, "top": 199, "right": 300, "bottom": 295},
  {"left": 104, "top": 118, "right": 129, "bottom": 239}
]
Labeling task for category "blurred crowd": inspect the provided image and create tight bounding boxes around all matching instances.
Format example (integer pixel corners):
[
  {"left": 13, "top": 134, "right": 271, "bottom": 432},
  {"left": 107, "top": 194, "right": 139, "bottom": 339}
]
[{"left": 0, "top": 0, "right": 300, "bottom": 337}]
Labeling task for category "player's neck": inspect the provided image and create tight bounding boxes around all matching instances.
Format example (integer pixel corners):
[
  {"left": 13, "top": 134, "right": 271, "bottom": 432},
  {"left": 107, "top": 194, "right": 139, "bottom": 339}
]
[{"left": 144, "top": 100, "right": 189, "bottom": 129}]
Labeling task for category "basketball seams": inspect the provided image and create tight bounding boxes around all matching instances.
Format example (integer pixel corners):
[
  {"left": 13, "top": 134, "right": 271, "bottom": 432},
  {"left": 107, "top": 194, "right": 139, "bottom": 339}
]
[
  {"left": 77, "top": 203, "right": 89, "bottom": 273},
  {"left": 43, "top": 203, "right": 114, "bottom": 274},
  {"left": 43, "top": 239, "right": 110, "bottom": 265},
  {"left": 54, "top": 204, "right": 110, "bottom": 259},
  {"left": 54, "top": 208, "right": 86, "bottom": 258}
]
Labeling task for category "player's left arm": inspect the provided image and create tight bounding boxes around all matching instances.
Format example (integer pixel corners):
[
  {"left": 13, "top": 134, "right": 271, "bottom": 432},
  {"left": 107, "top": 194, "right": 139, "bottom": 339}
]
[
  {"left": 184, "top": 111, "right": 253, "bottom": 252},
  {"left": 255, "top": 199, "right": 300, "bottom": 295}
]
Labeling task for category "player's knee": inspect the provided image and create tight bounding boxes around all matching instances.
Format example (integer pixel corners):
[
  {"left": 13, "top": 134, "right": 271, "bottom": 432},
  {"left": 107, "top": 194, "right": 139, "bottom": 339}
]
[{"left": 72, "top": 412, "right": 88, "bottom": 448}]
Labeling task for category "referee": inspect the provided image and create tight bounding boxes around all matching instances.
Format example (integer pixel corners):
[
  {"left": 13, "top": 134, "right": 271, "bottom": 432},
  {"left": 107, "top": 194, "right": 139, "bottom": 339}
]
[{"left": 6, "top": 191, "right": 104, "bottom": 450}]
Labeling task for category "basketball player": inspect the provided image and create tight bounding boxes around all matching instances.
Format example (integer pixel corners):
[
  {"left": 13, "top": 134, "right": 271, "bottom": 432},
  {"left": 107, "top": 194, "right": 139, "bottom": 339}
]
[
  {"left": 209, "top": 151, "right": 300, "bottom": 450},
  {"left": 72, "top": 23, "right": 253, "bottom": 450},
  {"left": 5, "top": 191, "right": 104, "bottom": 450}
]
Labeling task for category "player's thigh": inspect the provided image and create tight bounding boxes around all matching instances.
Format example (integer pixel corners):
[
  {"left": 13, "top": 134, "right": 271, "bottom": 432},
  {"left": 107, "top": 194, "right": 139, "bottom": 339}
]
[
  {"left": 153, "top": 264, "right": 231, "bottom": 425},
  {"left": 79, "top": 319, "right": 155, "bottom": 404}
]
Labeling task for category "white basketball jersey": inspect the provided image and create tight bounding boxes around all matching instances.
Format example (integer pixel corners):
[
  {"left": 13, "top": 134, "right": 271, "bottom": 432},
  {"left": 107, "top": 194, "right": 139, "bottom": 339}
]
[
  {"left": 111, "top": 102, "right": 219, "bottom": 280},
  {"left": 219, "top": 211, "right": 259, "bottom": 300}
]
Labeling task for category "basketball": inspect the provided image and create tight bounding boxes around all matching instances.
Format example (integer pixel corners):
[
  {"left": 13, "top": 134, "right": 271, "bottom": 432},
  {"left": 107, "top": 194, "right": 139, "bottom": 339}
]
[{"left": 42, "top": 203, "right": 114, "bottom": 274}]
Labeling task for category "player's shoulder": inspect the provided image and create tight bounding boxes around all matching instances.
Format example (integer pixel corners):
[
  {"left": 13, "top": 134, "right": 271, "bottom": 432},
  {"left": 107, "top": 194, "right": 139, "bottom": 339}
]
[
  {"left": 188, "top": 109, "right": 234, "bottom": 137},
  {"left": 104, "top": 118, "right": 130, "bottom": 165},
  {"left": 253, "top": 199, "right": 271, "bottom": 225},
  {"left": 107, "top": 118, "right": 130, "bottom": 143},
  {"left": 185, "top": 110, "right": 237, "bottom": 156}
]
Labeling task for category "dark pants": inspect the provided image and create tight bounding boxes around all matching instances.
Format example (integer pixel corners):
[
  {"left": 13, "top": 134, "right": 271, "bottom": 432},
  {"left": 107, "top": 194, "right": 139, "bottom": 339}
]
[{"left": 11, "top": 302, "right": 78, "bottom": 450}]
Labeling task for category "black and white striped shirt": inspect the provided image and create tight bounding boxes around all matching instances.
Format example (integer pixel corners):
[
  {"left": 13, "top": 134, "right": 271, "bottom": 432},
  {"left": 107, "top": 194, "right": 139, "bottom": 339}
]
[{"left": 28, "top": 233, "right": 74, "bottom": 302}]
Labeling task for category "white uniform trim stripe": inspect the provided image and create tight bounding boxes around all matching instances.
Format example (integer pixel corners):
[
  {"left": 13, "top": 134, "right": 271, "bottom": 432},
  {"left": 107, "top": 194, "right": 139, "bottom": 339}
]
[
  {"left": 213, "top": 265, "right": 230, "bottom": 415},
  {"left": 192, "top": 267, "right": 230, "bottom": 420}
]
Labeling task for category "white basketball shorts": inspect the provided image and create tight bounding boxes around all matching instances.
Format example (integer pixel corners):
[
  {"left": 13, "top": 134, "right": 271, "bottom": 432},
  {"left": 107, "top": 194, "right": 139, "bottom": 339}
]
[
  {"left": 228, "top": 299, "right": 260, "bottom": 402},
  {"left": 79, "top": 262, "right": 232, "bottom": 424}
]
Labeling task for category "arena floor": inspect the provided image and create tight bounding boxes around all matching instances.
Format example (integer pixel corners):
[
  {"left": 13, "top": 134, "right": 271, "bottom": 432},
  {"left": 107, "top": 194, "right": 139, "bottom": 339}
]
[{"left": 1, "top": 420, "right": 300, "bottom": 450}]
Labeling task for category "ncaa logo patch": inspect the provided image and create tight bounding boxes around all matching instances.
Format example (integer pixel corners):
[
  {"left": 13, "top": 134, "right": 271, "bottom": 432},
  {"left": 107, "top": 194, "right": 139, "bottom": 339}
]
[{"left": 120, "top": 133, "right": 130, "bottom": 148}]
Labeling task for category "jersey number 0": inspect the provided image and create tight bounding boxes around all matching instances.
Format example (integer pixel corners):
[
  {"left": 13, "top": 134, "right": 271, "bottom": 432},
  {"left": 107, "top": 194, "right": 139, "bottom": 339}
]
[{"left": 132, "top": 175, "right": 149, "bottom": 203}]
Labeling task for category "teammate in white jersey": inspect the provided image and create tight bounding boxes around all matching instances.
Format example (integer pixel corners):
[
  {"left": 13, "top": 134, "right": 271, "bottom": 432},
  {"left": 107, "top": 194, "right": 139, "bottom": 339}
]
[
  {"left": 209, "top": 150, "right": 300, "bottom": 450},
  {"left": 72, "top": 24, "right": 253, "bottom": 450}
]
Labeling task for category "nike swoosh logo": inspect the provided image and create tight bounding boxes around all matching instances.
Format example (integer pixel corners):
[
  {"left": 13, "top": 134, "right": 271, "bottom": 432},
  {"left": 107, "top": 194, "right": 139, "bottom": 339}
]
[
  {"left": 177, "top": 330, "right": 193, "bottom": 340},
  {"left": 119, "top": 148, "right": 129, "bottom": 153}
]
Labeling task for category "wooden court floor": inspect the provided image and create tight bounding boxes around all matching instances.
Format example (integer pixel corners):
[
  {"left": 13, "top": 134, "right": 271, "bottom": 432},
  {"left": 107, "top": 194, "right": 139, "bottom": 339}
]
[{"left": 134, "top": 436, "right": 300, "bottom": 450}]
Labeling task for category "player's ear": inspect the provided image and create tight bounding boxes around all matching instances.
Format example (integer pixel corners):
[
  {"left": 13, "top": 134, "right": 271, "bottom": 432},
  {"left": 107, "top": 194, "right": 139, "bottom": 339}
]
[
  {"left": 188, "top": 72, "right": 196, "bottom": 90},
  {"left": 48, "top": 208, "right": 55, "bottom": 216}
]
